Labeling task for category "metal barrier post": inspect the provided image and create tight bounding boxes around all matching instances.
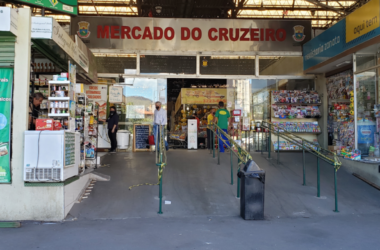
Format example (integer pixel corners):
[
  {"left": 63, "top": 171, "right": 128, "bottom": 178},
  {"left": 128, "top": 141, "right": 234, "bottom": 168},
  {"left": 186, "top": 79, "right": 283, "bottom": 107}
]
[
  {"left": 158, "top": 125, "right": 163, "bottom": 214},
  {"left": 317, "top": 148, "right": 320, "bottom": 197},
  {"left": 237, "top": 147, "right": 241, "bottom": 198},
  {"left": 217, "top": 129, "right": 220, "bottom": 165},
  {"left": 209, "top": 127, "right": 212, "bottom": 154},
  {"left": 248, "top": 131, "right": 250, "bottom": 152},
  {"left": 302, "top": 140, "right": 306, "bottom": 186},
  {"left": 334, "top": 168, "right": 339, "bottom": 212},
  {"left": 268, "top": 124, "right": 271, "bottom": 159},
  {"left": 213, "top": 126, "right": 215, "bottom": 158},
  {"left": 261, "top": 131, "right": 263, "bottom": 155},
  {"left": 230, "top": 140, "right": 233, "bottom": 185},
  {"left": 277, "top": 131, "right": 279, "bottom": 164}
]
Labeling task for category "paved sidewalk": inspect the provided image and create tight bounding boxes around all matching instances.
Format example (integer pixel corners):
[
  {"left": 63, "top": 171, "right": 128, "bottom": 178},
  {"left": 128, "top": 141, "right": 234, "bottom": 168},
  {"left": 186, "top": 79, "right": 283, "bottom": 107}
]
[{"left": 2, "top": 150, "right": 380, "bottom": 249}]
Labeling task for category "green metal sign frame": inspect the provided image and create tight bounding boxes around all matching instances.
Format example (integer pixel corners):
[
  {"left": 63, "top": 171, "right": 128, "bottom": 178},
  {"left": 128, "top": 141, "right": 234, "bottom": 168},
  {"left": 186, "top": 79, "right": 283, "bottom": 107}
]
[{"left": 14, "top": 0, "right": 78, "bottom": 15}]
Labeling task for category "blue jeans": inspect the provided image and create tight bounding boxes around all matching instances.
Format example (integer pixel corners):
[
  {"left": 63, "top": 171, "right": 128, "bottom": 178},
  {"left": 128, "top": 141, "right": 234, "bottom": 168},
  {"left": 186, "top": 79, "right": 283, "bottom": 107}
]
[
  {"left": 219, "top": 129, "right": 230, "bottom": 153},
  {"left": 153, "top": 124, "right": 169, "bottom": 151}
]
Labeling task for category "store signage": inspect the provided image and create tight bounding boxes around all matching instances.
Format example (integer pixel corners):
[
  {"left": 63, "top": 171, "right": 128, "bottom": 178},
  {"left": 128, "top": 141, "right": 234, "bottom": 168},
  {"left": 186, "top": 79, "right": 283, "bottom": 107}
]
[
  {"left": 346, "top": 0, "right": 380, "bottom": 43},
  {"left": 83, "top": 85, "right": 108, "bottom": 120},
  {"left": 0, "top": 7, "right": 18, "bottom": 36},
  {"left": 12, "top": 0, "right": 77, "bottom": 15},
  {"left": 70, "top": 17, "right": 311, "bottom": 52},
  {"left": 109, "top": 86, "right": 123, "bottom": 103},
  {"left": 304, "top": 0, "right": 380, "bottom": 71},
  {"left": 31, "top": 17, "right": 89, "bottom": 73},
  {"left": 188, "top": 119, "right": 198, "bottom": 149},
  {"left": 0, "top": 68, "right": 13, "bottom": 183},
  {"left": 75, "top": 35, "right": 90, "bottom": 73},
  {"left": 181, "top": 88, "right": 227, "bottom": 104}
]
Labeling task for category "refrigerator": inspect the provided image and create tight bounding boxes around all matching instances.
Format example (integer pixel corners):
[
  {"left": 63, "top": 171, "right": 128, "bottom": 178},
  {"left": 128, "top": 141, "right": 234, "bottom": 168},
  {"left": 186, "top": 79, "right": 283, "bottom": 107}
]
[{"left": 24, "top": 131, "right": 80, "bottom": 182}]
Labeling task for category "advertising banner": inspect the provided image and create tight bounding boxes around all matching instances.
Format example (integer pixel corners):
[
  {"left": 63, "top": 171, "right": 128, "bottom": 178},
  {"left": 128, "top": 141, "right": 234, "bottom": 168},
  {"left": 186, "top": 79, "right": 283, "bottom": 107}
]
[
  {"left": 83, "top": 84, "right": 108, "bottom": 120},
  {"left": 346, "top": 0, "right": 379, "bottom": 43},
  {"left": 0, "top": 7, "right": 18, "bottom": 36},
  {"left": 70, "top": 17, "right": 311, "bottom": 52},
  {"left": 0, "top": 68, "right": 13, "bottom": 183},
  {"left": 13, "top": 0, "right": 77, "bottom": 15},
  {"left": 181, "top": 88, "right": 227, "bottom": 104}
]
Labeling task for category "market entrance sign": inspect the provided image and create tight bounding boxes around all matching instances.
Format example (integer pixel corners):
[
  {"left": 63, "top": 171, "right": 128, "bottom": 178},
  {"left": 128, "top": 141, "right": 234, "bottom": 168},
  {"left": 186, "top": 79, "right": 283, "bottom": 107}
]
[
  {"left": 0, "top": 68, "right": 13, "bottom": 183},
  {"left": 346, "top": 0, "right": 380, "bottom": 43},
  {"left": 13, "top": 0, "right": 77, "bottom": 15},
  {"left": 71, "top": 17, "right": 311, "bottom": 52}
]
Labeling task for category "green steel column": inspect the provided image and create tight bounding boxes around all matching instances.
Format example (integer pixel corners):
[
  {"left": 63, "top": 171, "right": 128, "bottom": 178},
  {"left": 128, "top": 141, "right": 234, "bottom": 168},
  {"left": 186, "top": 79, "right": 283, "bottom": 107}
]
[
  {"left": 237, "top": 166, "right": 241, "bottom": 198},
  {"left": 158, "top": 147, "right": 163, "bottom": 214},
  {"left": 230, "top": 141, "right": 233, "bottom": 185},
  {"left": 268, "top": 124, "right": 271, "bottom": 159},
  {"left": 213, "top": 127, "right": 215, "bottom": 158},
  {"left": 317, "top": 148, "right": 320, "bottom": 197},
  {"left": 277, "top": 131, "right": 279, "bottom": 164},
  {"left": 302, "top": 141, "right": 306, "bottom": 186},
  {"left": 334, "top": 168, "right": 339, "bottom": 212},
  {"left": 237, "top": 147, "right": 241, "bottom": 198}
]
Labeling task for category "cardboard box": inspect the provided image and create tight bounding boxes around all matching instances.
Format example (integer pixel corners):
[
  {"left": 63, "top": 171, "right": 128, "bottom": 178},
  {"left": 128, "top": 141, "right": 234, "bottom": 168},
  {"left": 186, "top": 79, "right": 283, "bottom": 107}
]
[{"left": 36, "top": 119, "right": 53, "bottom": 131}]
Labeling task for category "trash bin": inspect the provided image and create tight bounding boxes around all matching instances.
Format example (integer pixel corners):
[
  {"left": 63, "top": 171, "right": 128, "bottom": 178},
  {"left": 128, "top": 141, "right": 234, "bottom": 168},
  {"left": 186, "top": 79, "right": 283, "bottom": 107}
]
[
  {"left": 117, "top": 130, "right": 130, "bottom": 149},
  {"left": 237, "top": 160, "right": 265, "bottom": 220}
]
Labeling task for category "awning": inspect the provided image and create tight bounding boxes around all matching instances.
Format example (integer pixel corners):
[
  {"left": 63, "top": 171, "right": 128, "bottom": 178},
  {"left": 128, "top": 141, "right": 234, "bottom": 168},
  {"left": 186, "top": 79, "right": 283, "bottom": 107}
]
[{"left": 31, "top": 16, "right": 97, "bottom": 84}]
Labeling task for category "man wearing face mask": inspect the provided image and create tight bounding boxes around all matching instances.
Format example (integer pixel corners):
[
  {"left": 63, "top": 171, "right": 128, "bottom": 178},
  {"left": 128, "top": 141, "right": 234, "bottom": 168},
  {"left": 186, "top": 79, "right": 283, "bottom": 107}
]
[
  {"left": 106, "top": 106, "right": 119, "bottom": 153},
  {"left": 207, "top": 108, "right": 215, "bottom": 149},
  {"left": 153, "top": 101, "right": 169, "bottom": 151}
]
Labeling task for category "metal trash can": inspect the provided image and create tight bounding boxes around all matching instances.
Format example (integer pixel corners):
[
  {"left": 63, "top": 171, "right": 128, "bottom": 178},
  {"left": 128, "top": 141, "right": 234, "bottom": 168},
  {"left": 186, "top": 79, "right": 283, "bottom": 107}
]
[{"left": 237, "top": 160, "right": 265, "bottom": 220}]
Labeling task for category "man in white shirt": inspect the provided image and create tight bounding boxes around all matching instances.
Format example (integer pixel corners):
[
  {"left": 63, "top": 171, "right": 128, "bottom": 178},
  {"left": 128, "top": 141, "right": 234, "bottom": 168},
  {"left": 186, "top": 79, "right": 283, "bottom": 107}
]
[{"left": 153, "top": 101, "right": 169, "bottom": 151}]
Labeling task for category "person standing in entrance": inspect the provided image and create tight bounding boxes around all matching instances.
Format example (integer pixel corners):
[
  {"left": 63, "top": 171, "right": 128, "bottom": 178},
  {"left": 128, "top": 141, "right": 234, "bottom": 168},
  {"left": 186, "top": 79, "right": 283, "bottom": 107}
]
[
  {"left": 106, "top": 106, "right": 119, "bottom": 153},
  {"left": 207, "top": 108, "right": 215, "bottom": 149},
  {"left": 154, "top": 101, "right": 169, "bottom": 151},
  {"left": 214, "top": 102, "right": 230, "bottom": 153},
  {"left": 28, "top": 93, "right": 44, "bottom": 130}
]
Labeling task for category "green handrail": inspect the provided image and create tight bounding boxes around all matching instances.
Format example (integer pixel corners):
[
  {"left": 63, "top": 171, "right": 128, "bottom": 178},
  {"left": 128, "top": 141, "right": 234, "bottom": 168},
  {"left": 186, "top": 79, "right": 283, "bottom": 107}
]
[{"left": 261, "top": 121, "right": 341, "bottom": 212}]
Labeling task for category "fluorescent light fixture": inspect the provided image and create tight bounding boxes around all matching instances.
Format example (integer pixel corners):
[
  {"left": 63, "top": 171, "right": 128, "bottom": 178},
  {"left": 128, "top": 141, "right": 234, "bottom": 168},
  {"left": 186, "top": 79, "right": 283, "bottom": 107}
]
[{"left": 336, "top": 61, "right": 351, "bottom": 67}]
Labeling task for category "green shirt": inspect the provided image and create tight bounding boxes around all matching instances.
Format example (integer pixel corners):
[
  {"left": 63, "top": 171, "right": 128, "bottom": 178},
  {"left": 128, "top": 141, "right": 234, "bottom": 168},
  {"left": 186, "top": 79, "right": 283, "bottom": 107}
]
[{"left": 215, "top": 108, "right": 230, "bottom": 129}]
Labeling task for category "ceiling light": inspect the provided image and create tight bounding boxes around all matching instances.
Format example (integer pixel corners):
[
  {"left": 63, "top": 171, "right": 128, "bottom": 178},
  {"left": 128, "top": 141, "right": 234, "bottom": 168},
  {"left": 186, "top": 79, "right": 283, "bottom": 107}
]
[
  {"left": 155, "top": 6, "right": 162, "bottom": 14},
  {"left": 336, "top": 61, "right": 351, "bottom": 67}
]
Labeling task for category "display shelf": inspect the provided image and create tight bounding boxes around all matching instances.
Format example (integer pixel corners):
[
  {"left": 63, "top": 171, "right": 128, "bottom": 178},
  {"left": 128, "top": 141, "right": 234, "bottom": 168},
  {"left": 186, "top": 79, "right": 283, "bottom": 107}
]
[
  {"left": 49, "top": 81, "right": 71, "bottom": 85},
  {"left": 331, "top": 99, "right": 351, "bottom": 103},
  {"left": 274, "top": 102, "right": 321, "bottom": 106},
  {"left": 271, "top": 117, "right": 321, "bottom": 120},
  {"left": 48, "top": 97, "right": 70, "bottom": 101},
  {"left": 48, "top": 113, "right": 70, "bottom": 117}
]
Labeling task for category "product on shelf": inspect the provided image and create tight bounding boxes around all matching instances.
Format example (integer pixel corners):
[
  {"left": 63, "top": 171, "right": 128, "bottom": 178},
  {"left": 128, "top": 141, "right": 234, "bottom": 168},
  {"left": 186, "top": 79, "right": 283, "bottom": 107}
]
[
  {"left": 272, "top": 121, "right": 321, "bottom": 133},
  {"left": 326, "top": 70, "right": 353, "bottom": 100},
  {"left": 272, "top": 90, "right": 321, "bottom": 104},
  {"left": 272, "top": 104, "right": 321, "bottom": 119}
]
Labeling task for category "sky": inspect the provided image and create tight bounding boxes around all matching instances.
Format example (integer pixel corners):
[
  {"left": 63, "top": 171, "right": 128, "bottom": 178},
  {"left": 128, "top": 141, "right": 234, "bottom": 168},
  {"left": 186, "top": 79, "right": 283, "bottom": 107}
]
[{"left": 123, "top": 78, "right": 167, "bottom": 103}]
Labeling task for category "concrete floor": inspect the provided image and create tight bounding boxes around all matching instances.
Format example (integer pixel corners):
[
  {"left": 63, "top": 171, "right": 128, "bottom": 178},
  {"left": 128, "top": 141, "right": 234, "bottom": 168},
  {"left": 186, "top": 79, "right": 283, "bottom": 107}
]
[{"left": 2, "top": 150, "right": 380, "bottom": 249}]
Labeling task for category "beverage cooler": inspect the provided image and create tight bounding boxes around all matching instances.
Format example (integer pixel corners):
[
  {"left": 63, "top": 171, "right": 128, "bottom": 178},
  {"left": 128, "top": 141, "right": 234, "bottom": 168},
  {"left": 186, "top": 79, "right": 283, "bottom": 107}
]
[{"left": 24, "top": 131, "right": 80, "bottom": 182}]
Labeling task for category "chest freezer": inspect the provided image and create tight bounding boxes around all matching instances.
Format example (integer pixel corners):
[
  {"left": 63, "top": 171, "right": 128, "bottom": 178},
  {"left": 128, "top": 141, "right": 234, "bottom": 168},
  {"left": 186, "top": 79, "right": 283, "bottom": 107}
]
[{"left": 24, "top": 131, "right": 80, "bottom": 182}]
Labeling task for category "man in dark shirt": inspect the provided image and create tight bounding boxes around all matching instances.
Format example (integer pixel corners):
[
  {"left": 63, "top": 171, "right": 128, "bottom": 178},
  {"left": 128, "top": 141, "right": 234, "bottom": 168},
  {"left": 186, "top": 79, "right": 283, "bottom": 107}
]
[{"left": 106, "top": 106, "right": 119, "bottom": 153}]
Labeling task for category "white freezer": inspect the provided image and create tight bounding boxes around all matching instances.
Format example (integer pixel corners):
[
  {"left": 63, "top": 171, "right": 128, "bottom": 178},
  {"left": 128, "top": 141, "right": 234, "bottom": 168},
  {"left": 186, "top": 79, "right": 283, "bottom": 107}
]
[{"left": 24, "top": 131, "right": 79, "bottom": 182}]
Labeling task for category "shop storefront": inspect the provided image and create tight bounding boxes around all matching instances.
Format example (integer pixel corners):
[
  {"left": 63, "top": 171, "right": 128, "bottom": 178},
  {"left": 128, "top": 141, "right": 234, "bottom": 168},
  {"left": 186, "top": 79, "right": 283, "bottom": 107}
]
[
  {"left": 0, "top": 8, "right": 102, "bottom": 221},
  {"left": 303, "top": 0, "right": 380, "bottom": 185}
]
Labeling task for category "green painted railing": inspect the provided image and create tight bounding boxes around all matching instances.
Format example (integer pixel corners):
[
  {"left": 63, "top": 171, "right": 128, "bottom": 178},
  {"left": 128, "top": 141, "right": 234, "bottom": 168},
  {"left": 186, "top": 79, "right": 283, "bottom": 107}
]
[
  {"left": 209, "top": 123, "right": 252, "bottom": 198},
  {"left": 260, "top": 121, "right": 341, "bottom": 212}
]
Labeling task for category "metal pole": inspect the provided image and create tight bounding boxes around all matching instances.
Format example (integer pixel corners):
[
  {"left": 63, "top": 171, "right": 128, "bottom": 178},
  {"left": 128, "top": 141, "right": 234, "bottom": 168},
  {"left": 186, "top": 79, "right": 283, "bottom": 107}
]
[
  {"left": 248, "top": 131, "right": 250, "bottom": 152},
  {"left": 209, "top": 128, "right": 212, "bottom": 154},
  {"left": 268, "top": 124, "right": 271, "bottom": 159},
  {"left": 277, "top": 131, "right": 279, "bottom": 164},
  {"left": 217, "top": 134, "right": 220, "bottom": 165},
  {"left": 317, "top": 148, "right": 320, "bottom": 197},
  {"left": 237, "top": 147, "right": 241, "bottom": 198},
  {"left": 261, "top": 131, "right": 263, "bottom": 155},
  {"left": 230, "top": 141, "right": 233, "bottom": 185},
  {"left": 158, "top": 129, "right": 163, "bottom": 214},
  {"left": 302, "top": 140, "right": 306, "bottom": 186},
  {"left": 213, "top": 126, "right": 215, "bottom": 158},
  {"left": 158, "top": 163, "right": 163, "bottom": 214},
  {"left": 334, "top": 168, "right": 339, "bottom": 212}
]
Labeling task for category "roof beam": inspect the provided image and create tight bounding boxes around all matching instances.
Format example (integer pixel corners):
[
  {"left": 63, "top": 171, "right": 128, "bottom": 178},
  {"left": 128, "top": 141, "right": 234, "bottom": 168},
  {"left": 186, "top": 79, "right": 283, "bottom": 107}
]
[{"left": 304, "top": 0, "right": 346, "bottom": 14}]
